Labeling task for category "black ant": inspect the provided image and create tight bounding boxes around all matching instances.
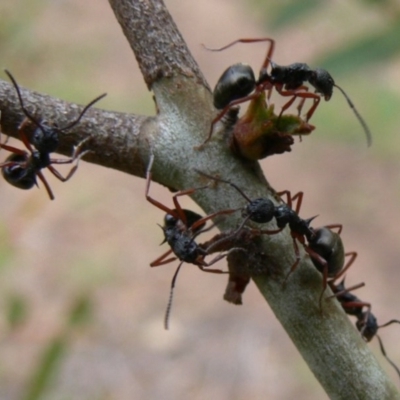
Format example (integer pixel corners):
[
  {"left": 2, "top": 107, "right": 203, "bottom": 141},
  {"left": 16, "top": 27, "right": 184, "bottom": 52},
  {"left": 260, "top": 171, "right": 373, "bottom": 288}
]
[
  {"left": 201, "top": 37, "right": 372, "bottom": 147},
  {"left": 196, "top": 171, "right": 332, "bottom": 287},
  {"left": 0, "top": 69, "right": 106, "bottom": 200},
  {"left": 146, "top": 156, "right": 242, "bottom": 329},
  {"left": 329, "top": 278, "right": 400, "bottom": 379}
]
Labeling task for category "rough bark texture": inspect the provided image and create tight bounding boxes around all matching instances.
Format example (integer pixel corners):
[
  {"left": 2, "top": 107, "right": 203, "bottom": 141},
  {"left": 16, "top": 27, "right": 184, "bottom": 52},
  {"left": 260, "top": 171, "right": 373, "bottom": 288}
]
[{"left": 0, "top": 0, "right": 398, "bottom": 398}]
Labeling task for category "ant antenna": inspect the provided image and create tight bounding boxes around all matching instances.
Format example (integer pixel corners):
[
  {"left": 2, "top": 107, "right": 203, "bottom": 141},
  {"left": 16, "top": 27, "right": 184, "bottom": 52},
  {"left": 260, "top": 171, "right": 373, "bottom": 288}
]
[
  {"left": 59, "top": 92, "right": 107, "bottom": 131},
  {"left": 164, "top": 261, "right": 184, "bottom": 330},
  {"left": 378, "top": 319, "right": 400, "bottom": 329},
  {"left": 4, "top": 69, "right": 44, "bottom": 130},
  {"left": 334, "top": 84, "right": 372, "bottom": 147},
  {"left": 195, "top": 170, "right": 252, "bottom": 203},
  {"left": 4, "top": 69, "right": 106, "bottom": 133}
]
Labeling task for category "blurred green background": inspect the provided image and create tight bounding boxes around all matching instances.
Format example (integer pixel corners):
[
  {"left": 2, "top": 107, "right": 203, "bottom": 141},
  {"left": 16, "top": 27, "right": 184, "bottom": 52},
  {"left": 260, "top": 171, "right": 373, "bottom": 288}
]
[{"left": 1, "top": 0, "right": 400, "bottom": 399}]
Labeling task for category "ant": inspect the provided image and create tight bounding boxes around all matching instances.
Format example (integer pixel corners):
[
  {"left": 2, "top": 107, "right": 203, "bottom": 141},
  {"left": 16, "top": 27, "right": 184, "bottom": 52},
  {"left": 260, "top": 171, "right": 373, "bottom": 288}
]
[
  {"left": 146, "top": 156, "right": 242, "bottom": 329},
  {"left": 196, "top": 171, "right": 361, "bottom": 309},
  {"left": 196, "top": 171, "right": 332, "bottom": 288},
  {"left": 0, "top": 69, "right": 106, "bottom": 200},
  {"left": 200, "top": 37, "right": 372, "bottom": 147},
  {"left": 329, "top": 278, "right": 400, "bottom": 379}
]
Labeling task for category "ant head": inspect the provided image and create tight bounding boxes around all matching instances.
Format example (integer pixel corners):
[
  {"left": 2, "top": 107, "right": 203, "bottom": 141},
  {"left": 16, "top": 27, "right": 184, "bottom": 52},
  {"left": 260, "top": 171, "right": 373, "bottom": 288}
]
[
  {"left": 30, "top": 124, "right": 59, "bottom": 154},
  {"left": 4, "top": 70, "right": 106, "bottom": 150},
  {"left": 1, "top": 153, "right": 37, "bottom": 190},
  {"left": 213, "top": 63, "right": 256, "bottom": 110},
  {"left": 244, "top": 198, "right": 275, "bottom": 224},
  {"left": 309, "top": 68, "right": 334, "bottom": 100}
]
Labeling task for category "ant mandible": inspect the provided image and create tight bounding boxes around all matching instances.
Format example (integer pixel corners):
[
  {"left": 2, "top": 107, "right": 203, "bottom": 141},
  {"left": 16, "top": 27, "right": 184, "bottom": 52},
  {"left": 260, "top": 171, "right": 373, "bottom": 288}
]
[
  {"left": 0, "top": 69, "right": 106, "bottom": 200},
  {"left": 145, "top": 156, "right": 241, "bottom": 329},
  {"left": 201, "top": 37, "right": 372, "bottom": 147}
]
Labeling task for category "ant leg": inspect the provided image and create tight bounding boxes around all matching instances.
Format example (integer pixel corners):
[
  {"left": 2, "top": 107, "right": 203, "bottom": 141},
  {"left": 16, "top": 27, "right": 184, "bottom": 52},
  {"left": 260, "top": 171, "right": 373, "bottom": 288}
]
[
  {"left": 274, "top": 85, "right": 311, "bottom": 116},
  {"left": 36, "top": 171, "right": 55, "bottom": 200},
  {"left": 0, "top": 117, "right": 36, "bottom": 156},
  {"left": 171, "top": 186, "right": 209, "bottom": 226},
  {"left": 150, "top": 249, "right": 177, "bottom": 267},
  {"left": 203, "top": 38, "right": 275, "bottom": 71},
  {"left": 304, "top": 96, "right": 321, "bottom": 121},
  {"left": 190, "top": 208, "right": 237, "bottom": 232},
  {"left": 145, "top": 155, "right": 177, "bottom": 217},
  {"left": 283, "top": 237, "right": 302, "bottom": 286},
  {"left": 47, "top": 151, "right": 89, "bottom": 183},
  {"left": 0, "top": 143, "right": 27, "bottom": 156},
  {"left": 296, "top": 98, "right": 306, "bottom": 116},
  {"left": 47, "top": 140, "right": 92, "bottom": 183},
  {"left": 327, "top": 281, "right": 365, "bottom": 300},
  {"left": 290, "top": 191, "right": 304, "bottom": 215},
  {"left": 303, "top": 246, "right": 331, "bottom": 310},
  {"left": 258, "top": 227, "right": 284, "bottom": 235},
  {"left": 17, "top": 118, "right": 36, "bottom": 153},
  {"left": 276, "top": 190, "right": 293, "bottom": 208},
  {"left": 197, "top": 90, "right": 264, "bottom": 148},
  {"left": 324, "top": 224, "right": 343, "bottom": 235},
  {"left": 331, "top": 251, "right": 357, "bottom": 283},
  {"left": 170, "top": 185, "right": 236, "bottom": 229},
  {"left": 203, "top": 247, "right": 245, "bottom": 270},
  {"left": 277, "top": 190, "right": 304, "bottom": 214},
  {"left": 275, "top": 87, "right": 321, "bottom": 122}
]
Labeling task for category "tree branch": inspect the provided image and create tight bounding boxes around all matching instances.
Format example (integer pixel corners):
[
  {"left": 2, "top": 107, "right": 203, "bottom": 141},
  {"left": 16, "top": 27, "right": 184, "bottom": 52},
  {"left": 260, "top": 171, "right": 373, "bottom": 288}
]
[{"left": 0, "top": 0, "right": 398, "bottom": 398}]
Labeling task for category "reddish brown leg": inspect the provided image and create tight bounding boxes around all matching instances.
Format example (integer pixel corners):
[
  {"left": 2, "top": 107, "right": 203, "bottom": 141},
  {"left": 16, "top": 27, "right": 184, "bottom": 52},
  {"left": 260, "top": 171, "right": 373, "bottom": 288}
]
[
  {"left": 18, "top": 118, "right": 36, "bottom": 153},
  {"left": 274, "top": 86, "right": 321, "bottom": 121},
  {"left": 331, "top": 251, "right": 357, "bottom": 283},
  {"left": 277, "top": 190, "right": 304, "bottom": 214},
  {"left": 275, "top": 85, "right": 309, "bottom": 117},
  {"left": 324, "top": 224, "right": 343, "bottom": 235},
  {"left": 328, "top": 280, "right": 364, "bottom": 295},
  {"left": 36, "top": 170, "right": 55, "bottom": 200},
  {"left": 203, "top": 37, "right": 275, "bottom": 71},
  {"left": 0, "top": 143, "right": 27, "bottom": 156},
  {"left": 150, "top": 248, "right": 176, "bottom": 267},
  {"left": 283, "top": 236, "right": 302, "bottom": 286},
  {"left": 0, "top": 118, "right": 34, "bottom": 155},
  {"left": 145, "top": 155, "right": 178, "bottom": 218},
  {"left": 190, "top": 209, "right": 236, "bottom": 232},
  {"left": 197, "top": 87, "right": 268, "bottom": 148}
]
